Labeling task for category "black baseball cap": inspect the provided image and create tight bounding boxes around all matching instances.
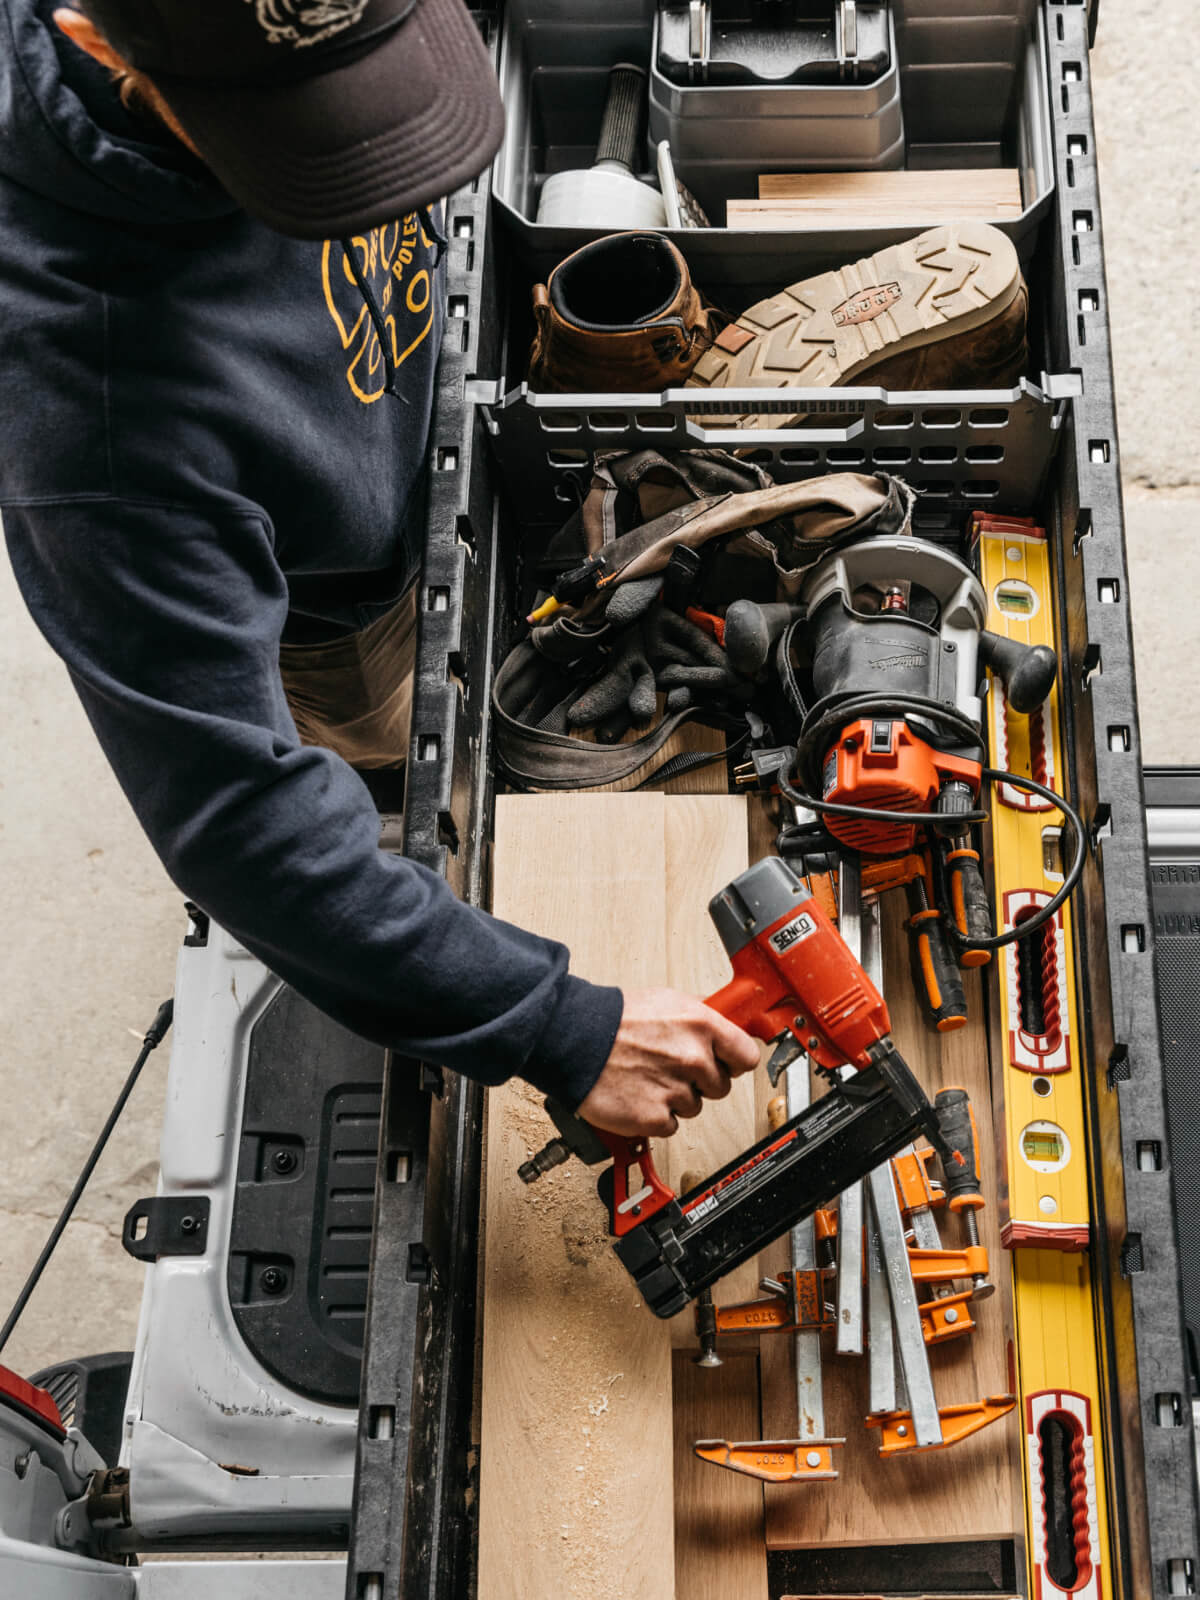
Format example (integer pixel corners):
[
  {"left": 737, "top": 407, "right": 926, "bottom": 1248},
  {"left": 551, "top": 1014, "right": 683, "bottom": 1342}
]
[{"left": 77, "top": 0, "right": 505, "bottom": 239}]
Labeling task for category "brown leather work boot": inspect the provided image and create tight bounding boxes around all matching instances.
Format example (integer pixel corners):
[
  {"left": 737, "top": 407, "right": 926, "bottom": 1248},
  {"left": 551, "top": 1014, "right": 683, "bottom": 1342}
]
[
  {"left": 685, "top": 222, "right": 1028, "bottom": 428},
  {"left": 527, "top": 232, "right": 723, "bottom": 392}
]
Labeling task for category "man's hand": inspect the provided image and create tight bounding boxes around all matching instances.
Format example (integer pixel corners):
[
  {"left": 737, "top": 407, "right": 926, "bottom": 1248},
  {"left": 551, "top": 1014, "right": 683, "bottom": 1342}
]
[{"left": 577, "top": 987, "right": 761, "bottom": 1139}]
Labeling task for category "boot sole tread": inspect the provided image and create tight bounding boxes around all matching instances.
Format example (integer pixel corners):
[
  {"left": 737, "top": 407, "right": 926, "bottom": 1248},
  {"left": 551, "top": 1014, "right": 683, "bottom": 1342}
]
[{"left": 686, "top": 222, "right": 1022, "bottom": 427}]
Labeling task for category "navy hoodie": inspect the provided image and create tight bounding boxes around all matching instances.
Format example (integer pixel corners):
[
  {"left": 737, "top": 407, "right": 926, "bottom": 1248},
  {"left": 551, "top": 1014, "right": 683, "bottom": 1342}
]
[{"left": 0, "top": 0, "right": 623, "bottom": 1105}]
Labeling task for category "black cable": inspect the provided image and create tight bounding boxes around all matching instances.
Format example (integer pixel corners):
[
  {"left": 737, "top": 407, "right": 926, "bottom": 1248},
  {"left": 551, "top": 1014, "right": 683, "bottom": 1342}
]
[
  {"left": 793, "top": 690, "right": 985, "bottom": 796},
  {"left": 948, "top": 767, "right": 1087, "bottom": 953},
  {"left": 0, "top": 998, "right": 174, "bottom": 1356},
  {"left": 637, "top": 725, "right": 750, "bottom": 791},
  {"left": 777, "top": 761, "right": 1086, "bottom": 953},
  {"left": 777, "top": 767, "right": 989, "bottom": 829}
]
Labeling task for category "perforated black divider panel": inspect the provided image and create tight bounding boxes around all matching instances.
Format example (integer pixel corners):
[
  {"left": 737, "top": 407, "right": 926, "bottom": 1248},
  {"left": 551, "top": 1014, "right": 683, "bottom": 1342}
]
[{"left": 1148, "top": 827, "right": 1200, "bottom": 1393}]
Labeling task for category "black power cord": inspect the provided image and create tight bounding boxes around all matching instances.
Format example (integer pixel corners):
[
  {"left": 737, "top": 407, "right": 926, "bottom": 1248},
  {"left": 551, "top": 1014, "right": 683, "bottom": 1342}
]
[
  {"left": 951, "top": 767, "right": 1086, "bottom": 954},
  {"left": 777, "top": 760, "right": 1087, "bottom": 955},
  {"left": 0, "top": 998, "right": 174, "bottom": 1357}
]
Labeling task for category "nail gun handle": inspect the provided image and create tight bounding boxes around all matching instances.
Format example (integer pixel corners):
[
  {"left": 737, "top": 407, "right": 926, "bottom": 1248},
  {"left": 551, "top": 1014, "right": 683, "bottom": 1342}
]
[
  {"left": 934, "top": 1087, "right": 984, "bottom": 1212},
  {"left": 517, "top": 1101, "right": 677, "bottom": 1238},
  {"left": 944, "top": 847, "right": 993, "bottom": 967},
  {"left": 703, "top": 973, "right": 795, "bottom": 1048},
  {"left": 596, "top": 1129, "right": 676, "bottom": 1238}
]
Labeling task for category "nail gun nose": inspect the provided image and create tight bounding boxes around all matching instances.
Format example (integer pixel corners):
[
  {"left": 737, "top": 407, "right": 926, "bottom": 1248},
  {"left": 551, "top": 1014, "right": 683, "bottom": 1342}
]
[{"left": 519, "top": 1139, "right": 571, "bottom": 1184}]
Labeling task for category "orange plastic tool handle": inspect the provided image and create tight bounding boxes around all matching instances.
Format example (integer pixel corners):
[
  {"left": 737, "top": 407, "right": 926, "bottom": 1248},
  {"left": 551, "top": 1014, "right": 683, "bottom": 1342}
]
[{"left": 594, "top": 1130, "right": 675, "bottom": 1238}]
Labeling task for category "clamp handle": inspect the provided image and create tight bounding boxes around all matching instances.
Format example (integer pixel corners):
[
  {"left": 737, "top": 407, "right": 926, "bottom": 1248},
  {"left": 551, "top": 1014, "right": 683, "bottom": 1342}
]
[
  {"left": 944, "top": 846, "right": 993, "bottom": 964},
  {"left": 905, "top": 872, "right": 967, "bottom": 1033},
  {"left": 979, "top": 630, "right": 1057, "bottom": 716},
  {"left": 934, "top": 1087, "right": 984, "bottom": 1213},
  {"left": 723, "top": 600, "right": 804, "bottom": 677}
]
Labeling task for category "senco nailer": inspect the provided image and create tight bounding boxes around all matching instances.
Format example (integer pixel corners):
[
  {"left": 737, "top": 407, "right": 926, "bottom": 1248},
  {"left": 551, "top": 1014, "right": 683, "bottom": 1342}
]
[{"left": 520, "top": 854, "right": 949, "bottom": 1320}]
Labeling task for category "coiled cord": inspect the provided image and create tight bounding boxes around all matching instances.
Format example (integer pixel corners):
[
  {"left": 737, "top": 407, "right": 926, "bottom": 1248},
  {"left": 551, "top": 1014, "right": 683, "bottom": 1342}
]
[{"left": 777, "top": 752, "right": 1087, "bottom": 954}]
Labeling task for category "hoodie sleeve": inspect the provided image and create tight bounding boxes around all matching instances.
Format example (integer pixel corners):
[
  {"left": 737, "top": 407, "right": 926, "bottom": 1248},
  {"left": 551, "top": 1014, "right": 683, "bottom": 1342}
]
[{"left": 3, "top": 495, "right": 624, "bottom": 1106}]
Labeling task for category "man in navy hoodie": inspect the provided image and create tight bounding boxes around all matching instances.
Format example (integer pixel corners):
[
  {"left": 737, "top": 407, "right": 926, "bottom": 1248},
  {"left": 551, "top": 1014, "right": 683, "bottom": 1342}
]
[{"left": 0, "top": 0, "right": 758, "bottom": 1136}]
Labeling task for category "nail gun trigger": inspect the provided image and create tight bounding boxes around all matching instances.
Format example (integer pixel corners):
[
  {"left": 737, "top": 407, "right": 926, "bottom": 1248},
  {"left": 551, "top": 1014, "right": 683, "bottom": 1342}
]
[{"left": 766, "top": 1032, "right": 806, "bottom": 1087}]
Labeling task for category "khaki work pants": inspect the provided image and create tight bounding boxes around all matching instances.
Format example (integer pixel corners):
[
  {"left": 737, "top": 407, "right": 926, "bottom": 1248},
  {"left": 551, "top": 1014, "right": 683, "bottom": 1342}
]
[{"left": 278, "top": 587, "right": 418, "bottom": 770}]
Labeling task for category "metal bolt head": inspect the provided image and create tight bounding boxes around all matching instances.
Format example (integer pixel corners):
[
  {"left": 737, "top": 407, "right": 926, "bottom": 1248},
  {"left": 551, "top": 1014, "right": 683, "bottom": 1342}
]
[
  {"left": 260, "top": 1266, "right": 287, "bottom": 1296},
  {"left": 944, "top": 1306, "right": 959, "bottom": 1324},
  {"left": 805, "top": 1450, "right": 821, "bottom": 1468},
  {"left": 807, "top": 1036, "right": 821, "bottom": 1051},
  {"left": 271, "top": 1149, "right": 297, "bottom": 1175},
  {"left": 179, "top": 1214, "right": 199, "bottom": 1234},
  {"left": 896, "top": 1423, "right": 908, "bottom": 1437}
]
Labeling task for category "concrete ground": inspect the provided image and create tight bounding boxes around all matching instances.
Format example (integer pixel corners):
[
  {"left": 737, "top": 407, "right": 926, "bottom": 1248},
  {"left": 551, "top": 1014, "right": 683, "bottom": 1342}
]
[{"left": 0, "top": 0, "right": 1197, "bottom": 1401}]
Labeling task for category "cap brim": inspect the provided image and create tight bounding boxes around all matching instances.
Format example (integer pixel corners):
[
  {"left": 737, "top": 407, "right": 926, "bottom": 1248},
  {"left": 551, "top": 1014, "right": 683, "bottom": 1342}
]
[{"left": 159, "top": 0, "right": 504, "bottom": 239}]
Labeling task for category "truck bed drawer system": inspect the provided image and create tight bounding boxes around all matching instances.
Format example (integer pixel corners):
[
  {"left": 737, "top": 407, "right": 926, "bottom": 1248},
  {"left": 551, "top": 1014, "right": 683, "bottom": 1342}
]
[{"left": 105, "top": 5, "right": 1200, "bottom": 1598}]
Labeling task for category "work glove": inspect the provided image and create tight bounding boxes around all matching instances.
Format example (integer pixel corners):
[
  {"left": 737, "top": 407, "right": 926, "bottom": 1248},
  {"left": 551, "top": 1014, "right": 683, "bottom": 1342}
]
[
  {"left": 567, "top": 624, "right": 657, "bottom": 740},
  {"left": 646, "top": 607, "right": 748, "bottom": 694},
  {"left": 603, "top": 573, "right": 664, "bottom": 630},
  {"left": 564, "top": 599, "right": 755, "bottom": 738}
]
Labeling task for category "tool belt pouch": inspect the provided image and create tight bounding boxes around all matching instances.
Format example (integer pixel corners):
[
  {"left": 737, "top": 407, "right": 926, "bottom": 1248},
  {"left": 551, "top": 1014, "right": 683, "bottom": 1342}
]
[{"left": 494, "top": 451, "right": 914, "bottom": 791}]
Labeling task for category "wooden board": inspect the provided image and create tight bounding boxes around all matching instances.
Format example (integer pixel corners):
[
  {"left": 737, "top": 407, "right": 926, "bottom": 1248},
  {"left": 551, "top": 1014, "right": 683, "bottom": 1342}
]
[
  {"left": 672, "top": 1352, "right": 769, "bottom": 1600},
  {"left": 762, "top": 891, "right": 1023, "bottom": 1550},
  {"left": 481, "top": 794, "right": 676, "bottom": 1600},
  {"left": 480, "top": 793, "right": 753, "bottom": 1599},
  {"left": 758, "top": 169, "right": 1023, "bottom": 205},
  {"left": 727, "top": 169, "right": 1022, "bottom": 231}
]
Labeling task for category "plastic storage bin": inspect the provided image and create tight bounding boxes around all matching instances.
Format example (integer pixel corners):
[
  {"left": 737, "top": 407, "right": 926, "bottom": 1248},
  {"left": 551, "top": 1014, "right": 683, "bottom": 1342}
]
[
  {"left": 492, "top": 0, "right": 1055, "bottom": 285},
  {"left": 646, "top": 5, "right": 906, "bottom": 179},
  {"left": 895, "top": 0, "right": 1040, "bottom": 144}
]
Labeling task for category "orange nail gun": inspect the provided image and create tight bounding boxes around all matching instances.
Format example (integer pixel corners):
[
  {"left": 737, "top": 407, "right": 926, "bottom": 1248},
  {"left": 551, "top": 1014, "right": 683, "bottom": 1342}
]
[{"left": 520, "top": 856, "right": 949, "bottom": 1319}]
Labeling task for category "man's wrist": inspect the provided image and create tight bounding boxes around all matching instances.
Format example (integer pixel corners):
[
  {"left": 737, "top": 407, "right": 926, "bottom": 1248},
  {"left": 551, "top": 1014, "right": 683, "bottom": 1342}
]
[{"left": 521, "top": 976, "right": 624, "bottom": 1110}]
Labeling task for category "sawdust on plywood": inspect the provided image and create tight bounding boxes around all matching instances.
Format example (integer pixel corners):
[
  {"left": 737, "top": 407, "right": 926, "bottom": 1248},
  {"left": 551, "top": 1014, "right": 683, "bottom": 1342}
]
[{"left": 490, "top": 1082, "right": 672, "bottom": 1596}]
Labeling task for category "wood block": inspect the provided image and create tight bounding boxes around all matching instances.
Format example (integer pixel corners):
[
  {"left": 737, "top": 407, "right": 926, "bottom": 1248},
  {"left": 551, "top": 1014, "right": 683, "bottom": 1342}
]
[
  {"left": 763, "top": 891, "right": 1022, "bottom": 1551},
  {"left": 727, "top": 169, "right": 1022, "bottom": 231},
  {"left": 672, "top": 1351, "right": 768, "bottom": 1600},
  {"left": 747, "top": 793, "right": 780, "bottom": 865},
  {"left": 480, "top": 794, "right": 755, "bottom": 1597},
  {"left": 758, "top": 170, "right": 1023, "bottom": 205},
  {"left": 481, "top": 794, "right": 676, "bottom": 1600}
]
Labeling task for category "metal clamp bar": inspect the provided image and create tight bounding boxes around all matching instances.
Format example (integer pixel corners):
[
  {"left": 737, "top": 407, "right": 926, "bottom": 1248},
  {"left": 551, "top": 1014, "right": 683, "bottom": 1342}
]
[
  {"left": 835, "top": 856, "right": 865, "bottom": 1358},
  {"left": 859, "top": 895, "right": 942, "bottom": 1449},
  {"left": 786, "top": 1058, "right": 826, "bottom": 1437},
  {"left": 866, "top": 1190, "right": 897, "bottom": 1415}
]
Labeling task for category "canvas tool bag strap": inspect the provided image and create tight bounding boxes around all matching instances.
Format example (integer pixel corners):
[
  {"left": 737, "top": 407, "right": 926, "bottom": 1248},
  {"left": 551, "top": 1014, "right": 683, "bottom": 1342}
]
[
  {"left": 494, "top": 464, "right": 914, "bottom": 791},
  {"left": 492, "top": 642, "right": 724, "bottom": 791}
]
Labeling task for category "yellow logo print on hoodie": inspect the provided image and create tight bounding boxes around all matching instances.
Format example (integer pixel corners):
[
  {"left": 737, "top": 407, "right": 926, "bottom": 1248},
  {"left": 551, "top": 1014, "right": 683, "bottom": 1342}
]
[{"left": 321, "top": 212, "right": 437, "bottom": 404}]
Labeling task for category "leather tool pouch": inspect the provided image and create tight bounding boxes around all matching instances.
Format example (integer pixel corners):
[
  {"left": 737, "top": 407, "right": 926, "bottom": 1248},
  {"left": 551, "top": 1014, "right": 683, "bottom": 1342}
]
[{"left": 493, "top": 451, "right": 915, "bottom": 791}]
